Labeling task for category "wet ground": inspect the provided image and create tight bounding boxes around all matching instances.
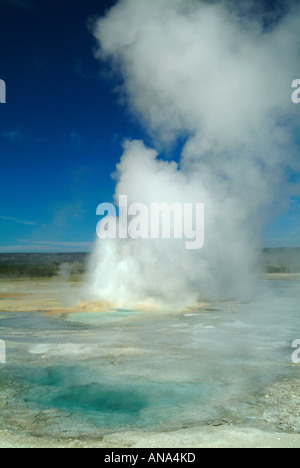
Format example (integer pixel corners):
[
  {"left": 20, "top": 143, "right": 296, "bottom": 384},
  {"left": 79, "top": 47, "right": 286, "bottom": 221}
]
[{"left": 0, "top": 275, "right": 299, "bottom": 447}]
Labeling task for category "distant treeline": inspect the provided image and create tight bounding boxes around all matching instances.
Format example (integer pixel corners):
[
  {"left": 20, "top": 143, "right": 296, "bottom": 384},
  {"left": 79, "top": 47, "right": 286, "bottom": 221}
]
[
  {"left": 0, "top": 253, "right": 88, "bottom": 278},
  {"left": 0, "top": 249, "right": 299, "bottom": 278},
  {"left": 262, "top": 247, "right": 300, "bottom": 274}
]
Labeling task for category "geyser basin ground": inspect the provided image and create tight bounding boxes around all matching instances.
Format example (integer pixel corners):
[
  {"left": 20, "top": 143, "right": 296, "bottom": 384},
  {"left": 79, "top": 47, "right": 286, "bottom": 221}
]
[{"left": 0, "top": 275, "right": 299, "bottom": 448}]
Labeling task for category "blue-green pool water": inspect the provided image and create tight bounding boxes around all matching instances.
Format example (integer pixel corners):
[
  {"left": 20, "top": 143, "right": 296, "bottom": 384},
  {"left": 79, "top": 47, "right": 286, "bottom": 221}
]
[
  {"left": 0, "top": 277, "right": 299, "bottom": 435},
  {"left": 18, "top": 365, "right": 217, "bottom": 429}
]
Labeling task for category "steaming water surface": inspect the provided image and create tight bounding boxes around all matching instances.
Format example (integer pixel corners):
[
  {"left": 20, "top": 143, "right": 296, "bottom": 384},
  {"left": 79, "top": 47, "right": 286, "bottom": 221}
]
[{"left": 0, "top": 277, "right": 299, "bottom": 438}]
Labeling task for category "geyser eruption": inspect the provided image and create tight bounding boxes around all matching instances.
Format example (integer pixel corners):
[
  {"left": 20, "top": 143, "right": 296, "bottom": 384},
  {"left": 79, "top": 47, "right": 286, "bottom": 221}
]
[{"left": 85, "top": 0, "right": 300, "bottom": 309}]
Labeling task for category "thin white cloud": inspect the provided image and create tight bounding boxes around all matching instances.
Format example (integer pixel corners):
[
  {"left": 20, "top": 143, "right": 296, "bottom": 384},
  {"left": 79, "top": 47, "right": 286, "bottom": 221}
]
[
  {"left": 0, "top": 216, "right": 37, "bottom": 226},
  {"left": 1, "top": 130, "right": 23, "bottom": 141},
  {"left": 32, "top": 241, "right": 93, "bottom": 248},
  {"left": 2, "top": 0, "right": 33, "bottom": 10},
  {"left": 0, "top": 241, "right": 93, "bottom": 253}
]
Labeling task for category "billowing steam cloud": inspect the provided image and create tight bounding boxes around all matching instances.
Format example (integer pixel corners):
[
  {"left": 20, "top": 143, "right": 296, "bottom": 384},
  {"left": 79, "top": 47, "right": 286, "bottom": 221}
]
[{"left": 85, "top": 0, "right": 300, "bottom": 309}]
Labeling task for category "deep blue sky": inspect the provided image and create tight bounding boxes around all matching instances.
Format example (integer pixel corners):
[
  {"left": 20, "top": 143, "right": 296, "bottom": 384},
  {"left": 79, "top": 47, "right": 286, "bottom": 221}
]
[{"left": 0, "top": 0, "right": 299, "bottom": 252}]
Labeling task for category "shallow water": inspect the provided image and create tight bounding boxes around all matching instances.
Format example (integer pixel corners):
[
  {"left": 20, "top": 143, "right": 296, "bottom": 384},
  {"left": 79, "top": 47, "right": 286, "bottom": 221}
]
[{"left": 0, "top": 277, "right": 299, "bottom": 437}]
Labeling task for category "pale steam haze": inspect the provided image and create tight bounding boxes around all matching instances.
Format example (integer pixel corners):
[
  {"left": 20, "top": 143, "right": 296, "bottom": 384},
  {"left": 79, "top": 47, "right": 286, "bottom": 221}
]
[{"left": 85, "top": 0, "right": 300, "bottom": 308}]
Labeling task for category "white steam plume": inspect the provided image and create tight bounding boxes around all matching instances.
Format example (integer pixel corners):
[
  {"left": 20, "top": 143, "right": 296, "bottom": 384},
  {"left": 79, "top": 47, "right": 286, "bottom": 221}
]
[{"left": 85, "top": 0, "right": 300, "bottom": 309}]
